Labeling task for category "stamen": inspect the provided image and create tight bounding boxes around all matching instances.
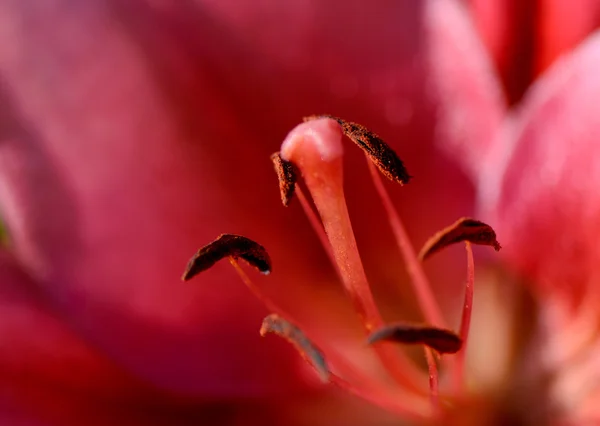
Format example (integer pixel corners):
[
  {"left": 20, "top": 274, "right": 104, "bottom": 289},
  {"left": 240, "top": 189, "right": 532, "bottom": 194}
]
[
  {"left": 280, "top": 117, "right": 425, "bottom": 391},
  {"left": 424, "top": 347, "right": 440, "bottom": 407},
  {"left": 368, "top": 323, "right": 451, "bottom": 407},
  {"left": 365, "top": 157, "right": 445, "bottom": 327},
  {"left": 367, "top": 323, "right": 462, "bottom": 355},
  {"left": 260, "top": 315, "right": 431, "bottom": 420},
  {"left": 295, "top": 186, "right": 338, "bottom": 271},
  {"left": 183, "top": 236, "right": 393, "bottom": 395},
  {"left": 419, "top": 218, "right": 501, "bottom": 393},
  {"left": 260, "top": 313, "right": 329, "bottom": 382},
  {"left": 181, "top": 234, "right": 271, "bottom": 281},
  {"left": 418, "top": 217, "right": 501, "bottom": 261},
  {"left": 304, "top": 115, "right": 412, "bottom": 184},
  {"left": 270, "top": 149, "right": 338, "bottom": 270},
  {"left": 271, "top": 152, "right": 297, "bottom": 207},
  {"left": 229, "top": 258, "right": 383, "bottom": 390},
  {"left": 227, "top": 257, "right": 280, "bottom": 313},
  {"left": 454, "top": 241, "right": 475, "bottom": 393},
  {"left": 269, "top": 149, "right": 342, "bottom": 278}
]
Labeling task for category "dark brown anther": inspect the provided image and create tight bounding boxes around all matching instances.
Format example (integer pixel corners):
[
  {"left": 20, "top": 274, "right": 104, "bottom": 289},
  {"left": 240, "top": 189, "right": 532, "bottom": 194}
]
[
  {"left": 182, "top": 234, "right": 272, "bottom": 281},
  {"left": 260, "top": 314, "right": 330, "bottom": 382},
  {"left": 304, "top": 115, "right": 411, "bottom": 185},
  {"left": 418, "top": 217, "right": 502, "bottom": 261},
  {"left": 270, "top": 152, "right": 297, "bottom": 207},
  {"left": 367, "top": 323, "right": 462, "bottom": 355}
]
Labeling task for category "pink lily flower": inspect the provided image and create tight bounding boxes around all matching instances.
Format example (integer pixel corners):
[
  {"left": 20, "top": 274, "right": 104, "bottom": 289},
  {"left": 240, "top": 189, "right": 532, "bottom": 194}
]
[{"left": 0, "top": 0, "right": 597, "bottom": 424}]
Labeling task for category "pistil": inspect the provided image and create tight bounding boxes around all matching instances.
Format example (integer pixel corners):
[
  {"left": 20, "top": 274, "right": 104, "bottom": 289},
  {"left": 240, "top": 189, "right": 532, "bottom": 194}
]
[{"left": 280, "top": 118, "right": 425, "bottom": 390}]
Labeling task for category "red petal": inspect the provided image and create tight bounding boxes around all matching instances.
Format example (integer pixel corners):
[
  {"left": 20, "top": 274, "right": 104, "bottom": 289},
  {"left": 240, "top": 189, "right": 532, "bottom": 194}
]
[
  {"left": 479, "top": 30, "right": 600, "bottom": 306},
  {"left": 0, "top": 0, "right": 304, "bottom": 397},
  {"left": 0, "top": 0, "right": 503, "bottom": 402},
  {"left": 467, "top": 0, "right": 600, "bottom": 103},
  {"left": 537, "top": 0, "right": 600, "bottom": 75},
  {"left": 467, "top": 0, "right": 536, "bottom": 103},
  {"left": 0, "top": 252, "right": 183, "bottom": 425}
]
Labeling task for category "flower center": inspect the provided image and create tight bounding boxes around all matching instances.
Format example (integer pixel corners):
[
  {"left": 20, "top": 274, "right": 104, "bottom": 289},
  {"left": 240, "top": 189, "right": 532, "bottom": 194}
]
[{"left": 182, "top": 116, "right": 501, "bottom": 421}]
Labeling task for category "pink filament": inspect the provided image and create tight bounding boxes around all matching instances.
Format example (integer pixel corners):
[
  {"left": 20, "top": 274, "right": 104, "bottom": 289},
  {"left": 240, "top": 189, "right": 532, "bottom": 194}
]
[
  {"left": 229, "top": 257, "right": 281, "bottom": 314},
  {"left": 330, "top": 374, "right": 431, "bottom": 421},
  {"left": 365, "top": 157, "right": 445, "bottom": 328},
  {"left": 296, "top": 186, "right": 338, "bottom": 271},
  {"left": 452, "top": 241, "right": 475, "bottom": 392},
  {"left": 424, "top": 348, "right": 440, "bottom": 408},
  {"left": 229, "top": 258, "right": 375, "bottom": 388}
]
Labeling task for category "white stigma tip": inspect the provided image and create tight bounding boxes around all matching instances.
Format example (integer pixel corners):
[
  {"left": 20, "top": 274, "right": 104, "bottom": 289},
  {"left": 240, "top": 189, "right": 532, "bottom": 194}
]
[{"left": 281, "top": 118, "right": 344, "bottom": 163}]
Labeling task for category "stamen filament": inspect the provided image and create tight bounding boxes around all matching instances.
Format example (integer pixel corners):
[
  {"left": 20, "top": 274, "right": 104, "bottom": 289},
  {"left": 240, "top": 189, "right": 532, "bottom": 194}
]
[
  {"left": 452, "top": 241, "right": 475, "bottom": 393},
  {"left": 424, "top": 347, "right": 440, "bottom": 408},
  {"left": 365, "top": 157, "right": 445, "bottom": 328},
  {"left": 228, "top": 258, "right": 386, "bottom": 391},
  {"left": 229, "top": 257, "right": 280, "bottom": 314},
  {"left": 296, "top": 186, "right": 338, "bottom": 271},
  {"left": 331, "top": 374, "right": 431, "bottom": 421}
]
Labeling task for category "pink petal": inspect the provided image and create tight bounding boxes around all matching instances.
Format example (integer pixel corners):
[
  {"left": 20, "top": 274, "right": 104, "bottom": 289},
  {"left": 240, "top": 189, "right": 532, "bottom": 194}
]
[
  {"left": 478, "top": 30, "right": 600, "bottom": 306},
  {"left": 0, "top": 252, "right": 177, "bottom": 425},
  {"left": 0, "top": 0, "right": 304, "bottom": 397},
  {"left": 537, "top": 0, "right": 600, "bottom": 75},
  {"left": 467, "top": 0, "right": 535, "bottom": 103},
  {"left": 0, "top": 0, "right": 504, "bottom": 402},
  {"left": 467, "top": 0, "right": 600, "bottom": 103}
]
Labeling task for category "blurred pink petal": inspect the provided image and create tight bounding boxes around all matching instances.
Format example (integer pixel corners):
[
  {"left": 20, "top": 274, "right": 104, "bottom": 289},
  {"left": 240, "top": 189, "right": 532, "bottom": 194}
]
[
  {"left": 0, "top": 0, "right": 308, "bottom": 399},
  {"left": 479, "top": 30, "right": 600, "bottom": 307},
  {"left": 467, "top": 0, "right": 535, "bottom": 103},
  {"left": 467, "top": 0, "right": 600, "bottom": 103},
  {"left": 0, "top": 0, "right": 505, "bottom": 423},
  {"left": 475, "top": 32, "right": 600, "bottom": 421},
  {"left": 428, "top": 15, "right": 600, "bottom": 422},
  {"left": 0, "top": 252, "right": 185, "bottom": 426},
  {"left": 537, "top": 0, "right": 600, "bottom": 75}
]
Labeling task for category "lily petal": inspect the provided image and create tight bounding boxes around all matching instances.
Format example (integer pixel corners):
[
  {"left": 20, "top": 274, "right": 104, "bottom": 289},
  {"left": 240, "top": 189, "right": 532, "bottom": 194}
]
[
  {"left": 468, "top": 0, "right": 600, "bottom": 104},
  {"left": 0, "top": 251, "right": 189, "bottom": 425},
  {"left": 467, "top": 0, "right": 535, "bottom": 103},
  {"left": 537, "top": 0, "right": 600, "bottom": 75},
  {"left": 0, "top": 0, "right": 304, "bottom": 397},
  {"left": 478, "top": 29, "right": 600, "bottom": 307}
]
